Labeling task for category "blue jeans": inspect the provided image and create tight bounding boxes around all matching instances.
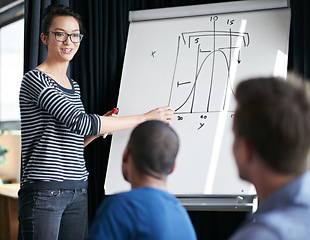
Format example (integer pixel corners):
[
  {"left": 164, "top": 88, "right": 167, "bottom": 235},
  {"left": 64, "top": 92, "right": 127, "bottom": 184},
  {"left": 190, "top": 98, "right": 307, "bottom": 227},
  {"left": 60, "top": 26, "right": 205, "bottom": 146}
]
[{"left": 18, "top": 188, "right": 88, "bottom": 240}]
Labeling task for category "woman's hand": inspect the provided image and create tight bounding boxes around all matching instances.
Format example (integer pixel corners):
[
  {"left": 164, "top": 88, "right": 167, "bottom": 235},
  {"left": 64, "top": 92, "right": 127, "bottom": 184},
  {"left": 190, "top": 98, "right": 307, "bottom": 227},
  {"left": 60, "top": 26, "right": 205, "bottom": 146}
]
[
  {"left": 103, "top": 110, "right": 113, "bottom": 116},
  {"left": 144, "top": 106, "right": 174, "bottom": 124},
  {"left": 98, "top": 106, "right": 174, "bottom": 136}
]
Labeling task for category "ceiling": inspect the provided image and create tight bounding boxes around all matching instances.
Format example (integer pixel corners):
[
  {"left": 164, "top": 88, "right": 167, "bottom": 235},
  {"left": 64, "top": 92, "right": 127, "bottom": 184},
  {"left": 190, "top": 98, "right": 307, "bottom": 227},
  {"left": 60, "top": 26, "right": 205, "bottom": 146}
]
[
  {"left": 0, "top": 0, "right": 19, "bottom": 9},
  {"left": 0, "top": 0, "right": 24, "bottom": 28}
]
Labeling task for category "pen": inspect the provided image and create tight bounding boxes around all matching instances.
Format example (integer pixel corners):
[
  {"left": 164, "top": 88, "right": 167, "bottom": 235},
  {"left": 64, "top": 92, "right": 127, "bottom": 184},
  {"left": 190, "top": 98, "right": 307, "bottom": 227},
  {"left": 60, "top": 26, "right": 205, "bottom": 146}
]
[{"left": 103, "top": 108, "right": 119, "bottom": 138}]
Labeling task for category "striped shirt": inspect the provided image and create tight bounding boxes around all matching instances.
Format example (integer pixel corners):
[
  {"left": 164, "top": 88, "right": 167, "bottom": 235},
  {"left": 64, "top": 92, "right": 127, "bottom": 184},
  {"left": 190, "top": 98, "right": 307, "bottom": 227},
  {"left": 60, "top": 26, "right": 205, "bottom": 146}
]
[{"left": 19, "top": 69, "right": 101, "bottom": 188}]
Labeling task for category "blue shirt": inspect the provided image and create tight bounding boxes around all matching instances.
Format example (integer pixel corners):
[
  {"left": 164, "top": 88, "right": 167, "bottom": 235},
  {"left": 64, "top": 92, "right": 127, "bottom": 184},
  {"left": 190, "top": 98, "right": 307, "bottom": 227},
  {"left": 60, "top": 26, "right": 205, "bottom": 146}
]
[
  {"left": 87, "top": 187, "right": 197, "bottom": 240},
  {"left": 229, "top": 171, "right": 310, "bottom": 240}
]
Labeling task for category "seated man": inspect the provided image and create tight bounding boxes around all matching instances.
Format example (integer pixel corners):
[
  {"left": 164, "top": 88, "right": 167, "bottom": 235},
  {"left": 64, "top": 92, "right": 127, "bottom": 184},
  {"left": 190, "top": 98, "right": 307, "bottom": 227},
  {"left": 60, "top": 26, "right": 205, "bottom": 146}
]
[
  {"left": 229, "top": 74, "right": 310, "bottom": 240},
  {"left": 87, "top": 120, "right": 197, "bottom": 240}
]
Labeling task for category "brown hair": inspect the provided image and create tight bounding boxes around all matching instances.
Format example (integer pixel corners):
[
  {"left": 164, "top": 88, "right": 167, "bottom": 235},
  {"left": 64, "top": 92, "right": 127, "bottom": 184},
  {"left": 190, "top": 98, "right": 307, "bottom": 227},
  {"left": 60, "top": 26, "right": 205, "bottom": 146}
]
[{"left": 233, "top": 73, "right": 310, "bottom": 174}]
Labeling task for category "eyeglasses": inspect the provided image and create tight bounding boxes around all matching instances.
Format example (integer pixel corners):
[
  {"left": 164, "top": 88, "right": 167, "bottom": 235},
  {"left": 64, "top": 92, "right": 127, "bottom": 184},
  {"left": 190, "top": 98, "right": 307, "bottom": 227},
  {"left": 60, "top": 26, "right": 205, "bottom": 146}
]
[{"left": 48, "top": 31, "right": 84, "bottom": 43}]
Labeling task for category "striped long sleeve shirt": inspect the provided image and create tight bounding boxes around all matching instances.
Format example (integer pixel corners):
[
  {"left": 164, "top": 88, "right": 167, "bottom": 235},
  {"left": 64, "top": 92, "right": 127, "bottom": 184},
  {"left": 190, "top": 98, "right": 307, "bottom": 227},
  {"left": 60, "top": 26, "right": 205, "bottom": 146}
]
[{"left": 19, "top": 69, "right": 101, "bottom": 188}]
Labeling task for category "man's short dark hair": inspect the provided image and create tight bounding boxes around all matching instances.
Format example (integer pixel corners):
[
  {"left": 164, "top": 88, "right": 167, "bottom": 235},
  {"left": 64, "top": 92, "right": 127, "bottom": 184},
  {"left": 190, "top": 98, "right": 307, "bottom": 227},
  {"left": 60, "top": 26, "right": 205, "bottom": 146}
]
[
  {"left": 128, "top": 120, "right": 179, "bottom": 178},
  {"left": 234, "top": 74, "right": 310, "bottom": 174}
]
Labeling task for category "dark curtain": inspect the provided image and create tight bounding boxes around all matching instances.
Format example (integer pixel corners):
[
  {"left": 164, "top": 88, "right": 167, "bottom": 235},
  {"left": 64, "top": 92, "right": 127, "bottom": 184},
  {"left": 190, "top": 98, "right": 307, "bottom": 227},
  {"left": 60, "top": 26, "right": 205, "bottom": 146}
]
[
  {"left": 23, "top": 0, "right": 309, "bottom": 239},
  {"left": 288, "top": 0, "right": 310, "bottom": 79}
]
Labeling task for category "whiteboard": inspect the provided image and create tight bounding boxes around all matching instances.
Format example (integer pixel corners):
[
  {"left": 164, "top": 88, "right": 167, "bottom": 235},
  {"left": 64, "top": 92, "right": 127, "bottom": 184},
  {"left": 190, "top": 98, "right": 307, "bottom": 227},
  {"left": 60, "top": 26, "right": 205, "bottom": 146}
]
[{"left": 105, "top": 3, "right": 291, "bottom": 195}]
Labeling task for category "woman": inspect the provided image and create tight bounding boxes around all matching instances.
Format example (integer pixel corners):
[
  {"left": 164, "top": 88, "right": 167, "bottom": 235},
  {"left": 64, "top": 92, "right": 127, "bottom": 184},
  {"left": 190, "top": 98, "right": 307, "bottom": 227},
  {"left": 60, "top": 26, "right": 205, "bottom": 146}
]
[{"left": 18, "top": 4, "right": 174, "bottom": 240}]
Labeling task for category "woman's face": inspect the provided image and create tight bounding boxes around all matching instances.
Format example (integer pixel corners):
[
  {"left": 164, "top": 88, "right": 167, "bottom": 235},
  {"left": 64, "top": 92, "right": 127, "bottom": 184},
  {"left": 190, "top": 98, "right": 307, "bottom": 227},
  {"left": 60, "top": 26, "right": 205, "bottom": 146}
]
[{"left": 42, "top": 16, "right": 81, "bottom": 63}]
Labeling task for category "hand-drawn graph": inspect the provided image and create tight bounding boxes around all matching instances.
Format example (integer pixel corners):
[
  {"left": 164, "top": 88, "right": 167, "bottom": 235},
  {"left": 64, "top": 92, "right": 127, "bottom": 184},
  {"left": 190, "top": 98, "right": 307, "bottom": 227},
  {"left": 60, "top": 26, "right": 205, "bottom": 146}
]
[
  {"left": 106, "top": 7, "right": 290, "bottom": 195},
  {"left": 168, "top": 16, "right": 250, "bottom": 114}
]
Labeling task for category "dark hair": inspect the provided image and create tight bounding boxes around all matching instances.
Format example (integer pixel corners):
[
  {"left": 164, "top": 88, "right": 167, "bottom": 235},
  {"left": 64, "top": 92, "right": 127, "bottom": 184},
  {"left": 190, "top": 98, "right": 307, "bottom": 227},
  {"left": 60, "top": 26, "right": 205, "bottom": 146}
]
[
  {"left": 233, "top": 73, "right": 310, "bottom": 174},
  {"left": 41, "top": 4, "right": 85, "bottom": 34},
  {"left": 128, "top": 121, "right": 179, "bottom": 178}
]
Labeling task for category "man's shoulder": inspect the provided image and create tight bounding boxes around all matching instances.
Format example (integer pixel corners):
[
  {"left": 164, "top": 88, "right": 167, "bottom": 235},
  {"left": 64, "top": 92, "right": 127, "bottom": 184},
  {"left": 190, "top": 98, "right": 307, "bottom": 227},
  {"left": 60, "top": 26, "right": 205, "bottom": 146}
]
[
  {"left": 103, "top": 191, "right": 132, "bottom": 205},
  {"left": 102, "top": 187, "right": 178, "bottom": 211},
  {"left": 230, "top": 203, "right": 310, "bottom": 240},
  {"left": 106, "top": 187, "right": 172, "bottom": 201},
  {"left": 229, "top": 221, "right": 279, "bottom": 240},
  {"left": 101, "top": 189, "right": 146, "bottom": 207}
]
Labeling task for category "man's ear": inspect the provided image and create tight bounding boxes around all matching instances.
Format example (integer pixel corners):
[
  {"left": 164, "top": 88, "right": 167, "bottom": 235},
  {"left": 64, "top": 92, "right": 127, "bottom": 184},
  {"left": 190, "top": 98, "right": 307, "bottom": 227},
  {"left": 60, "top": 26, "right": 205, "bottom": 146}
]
[
  {"left": 169, "top": 162, "right": 176, "bottom": 175},
  {"left": 122, "top": 146, "right": 131, "bottom": 182},
  {"left": 122, "top": 146, "right": 130, "bottom": 164},
  {"left": 40, "top": 33, "right": 48, "bottom": 45},
  {"left": 240, "top": 138, "right": 255, "bottom": 164}
]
